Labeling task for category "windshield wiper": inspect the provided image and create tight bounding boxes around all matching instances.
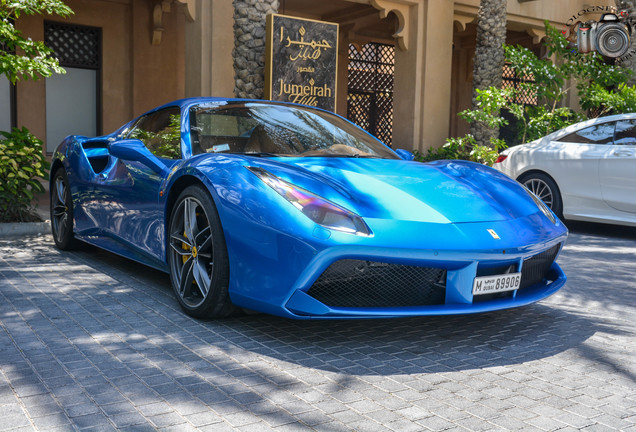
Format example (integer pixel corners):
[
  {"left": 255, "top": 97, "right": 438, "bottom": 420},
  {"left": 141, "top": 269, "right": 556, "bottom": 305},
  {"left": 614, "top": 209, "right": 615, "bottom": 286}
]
[
  {"left": 345, "top": 153, "right": 378, "bottom": 158},
  {"left": 303, "top": 153, "right": 379, "bottom": 158},
  {"left": 237, "top": 152, "right": 284, "bottom": 157}
]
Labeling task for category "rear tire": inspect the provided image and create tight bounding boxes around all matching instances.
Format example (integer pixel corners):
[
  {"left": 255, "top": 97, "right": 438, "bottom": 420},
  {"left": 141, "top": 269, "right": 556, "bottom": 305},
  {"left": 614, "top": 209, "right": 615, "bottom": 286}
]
[
  {"left": 519, "top": 172, "right": 563, "bottom": 219},
  {"left": 50, "top": 168, "right": 77, "bottom": 250},
  {"left": 167, "top": 185, "right": 234, "bottom": 319}
]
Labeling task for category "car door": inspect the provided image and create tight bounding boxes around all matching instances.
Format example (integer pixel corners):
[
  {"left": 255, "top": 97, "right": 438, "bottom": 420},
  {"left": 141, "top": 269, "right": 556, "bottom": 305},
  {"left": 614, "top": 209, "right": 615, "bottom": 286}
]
[
  {"left": 599, "top": 118, "right": 636, "bottom": 214},
  {"left": 551, "top": 121, "right": 616, "bottom": 210},
  {"left": 98, "top": 106, "right": 182, "bottom": 263}
]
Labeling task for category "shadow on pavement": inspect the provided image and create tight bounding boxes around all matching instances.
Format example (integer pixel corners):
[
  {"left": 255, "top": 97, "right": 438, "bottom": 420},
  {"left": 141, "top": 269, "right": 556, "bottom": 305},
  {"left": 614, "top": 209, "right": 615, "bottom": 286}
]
[
  {"left": 565, "top": 219, "right": 636, "bottom": 240},
  {"left": 54, "top": 235, "right": 628, "bottom": 380}
]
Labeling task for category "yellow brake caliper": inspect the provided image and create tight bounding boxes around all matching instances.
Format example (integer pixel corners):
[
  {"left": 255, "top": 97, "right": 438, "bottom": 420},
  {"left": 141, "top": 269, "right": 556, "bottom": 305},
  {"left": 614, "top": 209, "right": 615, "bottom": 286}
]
[
  {"left": 182, "top": 216, "right": 200, "bottom": 285},
  {"left": 182, "top": 231, "right": 190, "bottom": 265}
]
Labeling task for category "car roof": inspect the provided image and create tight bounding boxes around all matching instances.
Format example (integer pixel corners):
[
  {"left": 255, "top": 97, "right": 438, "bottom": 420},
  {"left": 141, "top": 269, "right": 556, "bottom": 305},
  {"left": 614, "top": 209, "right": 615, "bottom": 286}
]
[
  {"left": 542, "top": 112, "right": 636, "bottom": 142},
  {"left": 150, "top": 97, "right": 332, "bottom": 114}
]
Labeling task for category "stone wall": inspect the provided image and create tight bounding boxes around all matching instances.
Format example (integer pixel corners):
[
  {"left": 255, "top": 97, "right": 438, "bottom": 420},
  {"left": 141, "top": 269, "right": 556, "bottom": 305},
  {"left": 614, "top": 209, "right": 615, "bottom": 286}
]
[{"left": 233, "top": 0, "right": 279, "bottom": 99}]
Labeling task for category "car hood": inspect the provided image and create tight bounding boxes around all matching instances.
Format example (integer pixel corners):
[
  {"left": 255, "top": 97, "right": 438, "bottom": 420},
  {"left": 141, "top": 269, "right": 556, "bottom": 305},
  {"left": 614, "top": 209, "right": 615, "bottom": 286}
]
[{"left": 252, "top": 158, "right": 541, "bottom": 224}]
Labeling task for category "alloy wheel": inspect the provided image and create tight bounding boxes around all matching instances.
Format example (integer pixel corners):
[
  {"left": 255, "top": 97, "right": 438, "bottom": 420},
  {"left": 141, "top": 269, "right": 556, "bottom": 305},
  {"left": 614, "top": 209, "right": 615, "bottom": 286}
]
[
  {"left": 524, "top": 178, "right": 554, "bottom": 210},
  {"left": 169, "top": 197, "right": 215, "bottom": 308},
  {"left": 52, "top": 175, "right": 71, "bottom": 245}
]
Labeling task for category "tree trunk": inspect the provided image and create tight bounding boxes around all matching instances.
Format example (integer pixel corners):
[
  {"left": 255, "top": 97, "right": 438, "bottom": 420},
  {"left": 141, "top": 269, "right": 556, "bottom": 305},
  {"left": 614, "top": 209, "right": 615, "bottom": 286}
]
[
  {"left": 470, "top": 0, "right": 507, "bottom": 148},
  {"left": 233, "top": 0, "right": 280, "bottom": 99},
  {"left": 615, "top": 0, "right": 636, "bottom": 85}
]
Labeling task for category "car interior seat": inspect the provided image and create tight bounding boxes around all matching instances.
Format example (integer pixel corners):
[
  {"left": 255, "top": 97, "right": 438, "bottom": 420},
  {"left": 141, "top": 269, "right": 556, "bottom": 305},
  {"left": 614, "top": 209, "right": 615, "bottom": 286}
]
[{"left": 244, "top": 125, "right": 293, "bottom": 154}]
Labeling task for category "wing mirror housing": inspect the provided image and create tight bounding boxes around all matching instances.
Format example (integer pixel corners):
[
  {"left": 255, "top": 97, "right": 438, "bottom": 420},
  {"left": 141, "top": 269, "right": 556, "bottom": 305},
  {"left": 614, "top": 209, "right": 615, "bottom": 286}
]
[
  {"left": 395, "top": 149, "right": 415, "bottom": 161},
  {"left": 109, "top": 139, "right": 170, "bottom": 176}
]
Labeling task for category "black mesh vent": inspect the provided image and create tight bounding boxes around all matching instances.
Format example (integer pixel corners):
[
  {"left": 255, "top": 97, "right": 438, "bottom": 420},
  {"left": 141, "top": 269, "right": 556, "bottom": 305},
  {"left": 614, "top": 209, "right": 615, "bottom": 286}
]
[
  {"left": 307, "top": 260, "right": 446, "bottom": 308},
  {"left": 519, "top": 243, "right": 561, "bottom": 290},
  {"left": 476, "top": 263, "right": 516, "bottom": 278},
  {"left": 44, "top": 21, "right": 101, "bottom": 69},
  {"left": 347, "top": 43, "right": 395, "bottom": 146}
]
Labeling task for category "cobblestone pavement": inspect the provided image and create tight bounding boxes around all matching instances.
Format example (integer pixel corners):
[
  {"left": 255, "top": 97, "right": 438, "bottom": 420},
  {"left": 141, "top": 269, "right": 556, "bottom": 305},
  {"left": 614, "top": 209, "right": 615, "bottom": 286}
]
[{"left": 0, "top": 223, "right": 634, "bottom": 432}]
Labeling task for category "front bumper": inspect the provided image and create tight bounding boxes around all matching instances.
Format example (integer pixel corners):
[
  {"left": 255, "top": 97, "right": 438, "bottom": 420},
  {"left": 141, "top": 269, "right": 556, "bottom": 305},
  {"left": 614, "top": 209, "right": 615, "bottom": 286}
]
[
  {"left": 228, "top": 234, "right": 566, "bottom": 319},
  {"left": 283, "top": 242, "right": 566, "bottom": 319},
  {"left": 224, "top": 208, "right": 568, "bottom": 319}
]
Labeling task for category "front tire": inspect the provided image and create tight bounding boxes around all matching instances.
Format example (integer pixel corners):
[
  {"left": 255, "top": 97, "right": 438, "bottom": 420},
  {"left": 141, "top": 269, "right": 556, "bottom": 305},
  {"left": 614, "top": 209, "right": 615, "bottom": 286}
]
[
  {"left": 50, "top": 168, "right": 76, "bottom": 250},
  {"left": 519, "top": 172, "right": 563, "bottom": 219},
  {"left": 168, "top": 185, "right": 234, "bottom": 318}
]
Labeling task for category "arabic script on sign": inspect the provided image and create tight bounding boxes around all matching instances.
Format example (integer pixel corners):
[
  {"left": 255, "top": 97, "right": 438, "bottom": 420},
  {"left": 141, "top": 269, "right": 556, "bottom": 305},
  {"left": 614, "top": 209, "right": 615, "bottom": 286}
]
[{"left": 280, "top": 26, "right": 332, "bottom": 61}]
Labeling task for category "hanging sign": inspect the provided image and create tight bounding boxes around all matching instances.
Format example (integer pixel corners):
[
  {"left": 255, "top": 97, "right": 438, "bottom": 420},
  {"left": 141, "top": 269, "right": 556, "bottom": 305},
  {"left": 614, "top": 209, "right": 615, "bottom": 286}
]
[{"left": 265, "top": 14, "right": 339, "bottom": 111}]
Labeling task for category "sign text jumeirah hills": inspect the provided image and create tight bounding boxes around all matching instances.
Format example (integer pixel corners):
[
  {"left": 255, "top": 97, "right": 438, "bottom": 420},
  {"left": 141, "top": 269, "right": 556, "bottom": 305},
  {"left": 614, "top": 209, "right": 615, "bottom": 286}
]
[
  {"left": 265, "top": 14, "right": 339, "bottom": 112},
  {"left": 278, "top": 78, "right": 332, "bottom": 106}
]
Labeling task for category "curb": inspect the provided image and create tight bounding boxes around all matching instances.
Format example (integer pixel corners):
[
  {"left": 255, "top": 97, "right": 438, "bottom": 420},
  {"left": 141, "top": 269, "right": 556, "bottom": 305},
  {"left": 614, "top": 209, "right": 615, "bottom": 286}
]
[{"left": 0, "top": 221, "right": 51, "bottom": 237}]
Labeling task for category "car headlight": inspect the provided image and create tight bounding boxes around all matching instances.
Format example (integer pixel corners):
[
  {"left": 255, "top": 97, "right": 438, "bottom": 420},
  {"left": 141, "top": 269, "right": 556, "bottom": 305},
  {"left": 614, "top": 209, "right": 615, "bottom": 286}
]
[
  {"left": 247, "top": 166, "right": 371, "bottom": 236},
  {"left": 524, "top": 186, "right": 557, "bottom": 224}
]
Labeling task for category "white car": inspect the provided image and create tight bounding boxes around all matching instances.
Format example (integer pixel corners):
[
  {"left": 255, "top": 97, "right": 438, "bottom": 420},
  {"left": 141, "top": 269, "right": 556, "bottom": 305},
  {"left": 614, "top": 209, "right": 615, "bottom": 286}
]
[{"left": 493, "top": 113, "right": 636, "bottom": 227}]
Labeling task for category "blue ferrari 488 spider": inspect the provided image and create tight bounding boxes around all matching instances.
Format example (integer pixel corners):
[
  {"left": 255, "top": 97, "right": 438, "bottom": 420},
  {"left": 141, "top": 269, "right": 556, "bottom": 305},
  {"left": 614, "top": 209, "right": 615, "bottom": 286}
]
[{"left": 50, "top": 98, "right": 567, "bottom": 319}]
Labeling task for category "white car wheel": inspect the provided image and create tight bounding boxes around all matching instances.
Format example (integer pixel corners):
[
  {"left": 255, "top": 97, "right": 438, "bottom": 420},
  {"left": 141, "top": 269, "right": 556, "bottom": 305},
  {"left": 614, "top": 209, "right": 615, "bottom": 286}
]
[{"left": 520, "top": 173, "right": 563, "bottom": 219}]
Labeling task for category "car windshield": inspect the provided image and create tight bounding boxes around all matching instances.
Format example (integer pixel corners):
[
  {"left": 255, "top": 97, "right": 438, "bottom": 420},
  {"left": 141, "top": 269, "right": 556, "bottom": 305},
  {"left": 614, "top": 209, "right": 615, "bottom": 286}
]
[{"left": 189, "top": 102, "right": 399, "bottom": 159}]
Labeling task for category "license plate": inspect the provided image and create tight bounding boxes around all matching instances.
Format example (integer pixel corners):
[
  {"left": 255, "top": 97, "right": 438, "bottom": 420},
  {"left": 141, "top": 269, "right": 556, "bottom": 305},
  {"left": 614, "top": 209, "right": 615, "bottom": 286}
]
[{"left": 472, "top": 272, "right": 521, "bottom": 295}]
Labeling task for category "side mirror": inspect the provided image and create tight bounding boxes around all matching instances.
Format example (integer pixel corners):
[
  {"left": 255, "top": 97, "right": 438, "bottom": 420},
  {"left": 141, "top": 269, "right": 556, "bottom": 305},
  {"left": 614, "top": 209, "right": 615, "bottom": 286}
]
[
  {"left": 395, "top": 149, "right": 415, "bottom": 161},
  {"left": 109, "top": 139, "right": 170, "bottom": 175}
]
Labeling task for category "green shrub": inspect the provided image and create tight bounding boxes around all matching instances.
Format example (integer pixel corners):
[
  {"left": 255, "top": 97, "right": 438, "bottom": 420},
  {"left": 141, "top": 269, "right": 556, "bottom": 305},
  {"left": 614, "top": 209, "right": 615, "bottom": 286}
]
[
  {"left": 414, "top": 135, "right": 505, "bottom": 166},
  {"left": 0, "top": 127, "right": 50, "bottom": 222}
]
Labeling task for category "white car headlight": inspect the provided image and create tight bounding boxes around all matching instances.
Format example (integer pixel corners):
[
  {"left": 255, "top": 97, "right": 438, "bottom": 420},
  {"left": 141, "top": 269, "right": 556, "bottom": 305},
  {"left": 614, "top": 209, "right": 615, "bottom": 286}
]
[{"left": 247, "top": 167, "right": 371, "bottom": 236}]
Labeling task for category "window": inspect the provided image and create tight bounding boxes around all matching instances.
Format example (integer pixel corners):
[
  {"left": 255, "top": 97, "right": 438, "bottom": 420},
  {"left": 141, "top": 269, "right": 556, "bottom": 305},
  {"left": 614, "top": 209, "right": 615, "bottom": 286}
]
[
  {"left": 188, "top": 102, "right": 399, "bottom": 159},
  {"left": 558, "top": 122, "right": 615, "bottom": 144},
  {"left": 1, "top": 35, "right": 15, "bottom": 131},
  {"left": 193, "top": 109, "right": 258, "bottom": 137},
  {"left": 44, "top": 22, "right": 101, "bottom": 152},
  {"left": 613, "top": 119, "right": 636, "bottom": 145},
  {"left": 0, "top": 75, "right": 13, "bottom": 132},
  {"left": 128, "top": 107, "right": 181, "bottom": 159}
]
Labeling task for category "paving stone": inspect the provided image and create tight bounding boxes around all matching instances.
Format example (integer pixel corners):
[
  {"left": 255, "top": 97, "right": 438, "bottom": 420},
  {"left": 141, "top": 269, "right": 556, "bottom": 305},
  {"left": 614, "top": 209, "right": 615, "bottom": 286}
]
[
  {"left": 137, "top": 401, "right": 174, "bottom": 417},
  {"left": 101, "top": 401, "right": 137, "bottom": 416},
  {"left": 70, "top": 412, "right": 113, "bottom": 430},
  {"left": 0, "top": 414, "right": 32, "bottom": 431},
  {"left": 148, "top": 411, "right": 188, "bottom": 428},
  {"left": 65, "top": 402, "right": 101, "bottom": 418},
  {"left": 184, "top": 410, "right": 224, "bottom": 427},
  {"left": 109, "top": 411, "right": 148, "bottom": 428},
  {"left": 30, "top": 413, "right": 72, "bottom": 430}
]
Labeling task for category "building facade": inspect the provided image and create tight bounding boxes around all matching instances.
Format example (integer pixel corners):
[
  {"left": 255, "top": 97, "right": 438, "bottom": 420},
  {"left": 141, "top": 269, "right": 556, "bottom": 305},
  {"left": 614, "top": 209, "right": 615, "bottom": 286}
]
[{"left": 1, "top": 0, "right": 615, "bottom": 153}]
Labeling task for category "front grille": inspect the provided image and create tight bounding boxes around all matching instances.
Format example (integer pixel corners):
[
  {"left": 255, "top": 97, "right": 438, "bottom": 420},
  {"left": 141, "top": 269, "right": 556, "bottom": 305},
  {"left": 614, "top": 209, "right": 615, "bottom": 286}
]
[
  {"left": 473, "top": 243, "right": 561, "bottom": 302},
  {"left": 476, "top": 264, "right": 516, "bottom": 277},
  {"left": 519, "top": 243, "right": 561, "bottom": 290},
  {"left": 306, "top": 260, "right": 446, "bottom": 308}
]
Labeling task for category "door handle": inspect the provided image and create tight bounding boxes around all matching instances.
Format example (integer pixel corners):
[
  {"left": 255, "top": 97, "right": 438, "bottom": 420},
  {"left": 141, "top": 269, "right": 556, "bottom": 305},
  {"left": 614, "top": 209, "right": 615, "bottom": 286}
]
[{"left": 612, "top": 150, "right": 634, "bottom": 157}]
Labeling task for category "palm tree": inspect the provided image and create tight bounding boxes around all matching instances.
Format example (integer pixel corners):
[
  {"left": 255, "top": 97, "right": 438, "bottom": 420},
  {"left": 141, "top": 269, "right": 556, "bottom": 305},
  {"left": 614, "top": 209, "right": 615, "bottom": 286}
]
[
  {"left": 470, "top": 0, "right": 508, "bottom": 148},
  {"left": 233, "top": 0, "right": 280, "bottom": 99}
]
